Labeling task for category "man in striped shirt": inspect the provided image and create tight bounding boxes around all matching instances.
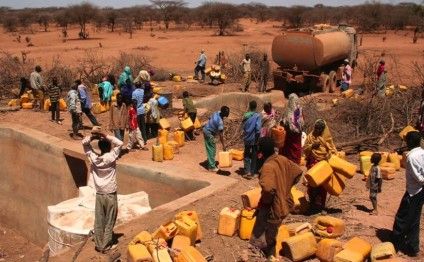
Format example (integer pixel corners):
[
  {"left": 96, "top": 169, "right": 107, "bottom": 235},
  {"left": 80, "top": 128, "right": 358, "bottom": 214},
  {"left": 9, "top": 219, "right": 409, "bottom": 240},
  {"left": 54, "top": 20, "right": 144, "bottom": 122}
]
[{"left": 48, "top": 77, "right": 61, "bottom": 124}]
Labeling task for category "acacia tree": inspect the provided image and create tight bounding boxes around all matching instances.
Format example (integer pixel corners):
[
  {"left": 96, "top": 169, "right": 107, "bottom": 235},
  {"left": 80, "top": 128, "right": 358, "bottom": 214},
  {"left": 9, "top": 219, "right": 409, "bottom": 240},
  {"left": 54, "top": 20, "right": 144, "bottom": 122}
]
[
  {"left": 69, "top": 2, "right": 98, "bottom": 39},
  {"left": 3, "top": 15, "right": 18, "bottom": 32},
  {"left": 37, "top": 14, "right": 50, "bottom": 32},
  {"left": 18, "top": 11, "right": 34, "bottom": 31},
  {"left": 200, "top": 2, "right": 240, "bottom": 36},
  {"left": 105, "top": 8, "right": 118, "bottom": 32},
  {"left": 150, "top": 0, "right": 186, "bottom": 30}
]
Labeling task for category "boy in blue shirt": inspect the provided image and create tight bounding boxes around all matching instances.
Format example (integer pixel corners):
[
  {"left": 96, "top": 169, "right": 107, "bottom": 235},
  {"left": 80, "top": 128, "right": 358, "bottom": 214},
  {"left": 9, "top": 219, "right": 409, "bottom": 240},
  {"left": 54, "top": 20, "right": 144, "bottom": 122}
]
[
  {"left": 243, "top": 100, "right": 261, "bottom": 179},
  {"left": 203, "top": 106, "right": 230, "bottom": 172}
]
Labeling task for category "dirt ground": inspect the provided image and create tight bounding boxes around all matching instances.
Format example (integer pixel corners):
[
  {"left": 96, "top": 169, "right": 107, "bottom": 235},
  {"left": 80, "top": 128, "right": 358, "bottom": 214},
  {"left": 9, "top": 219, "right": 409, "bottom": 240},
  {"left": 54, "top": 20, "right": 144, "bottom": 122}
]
[
  {"left": 0, "top": 97, "right": 423, "bottom": 262},
  {"left": 0, "top": 19, "right": 423, "bottom": 84},
  {"left": 1, "top": 20, "right": 424, "bottom": 262}
]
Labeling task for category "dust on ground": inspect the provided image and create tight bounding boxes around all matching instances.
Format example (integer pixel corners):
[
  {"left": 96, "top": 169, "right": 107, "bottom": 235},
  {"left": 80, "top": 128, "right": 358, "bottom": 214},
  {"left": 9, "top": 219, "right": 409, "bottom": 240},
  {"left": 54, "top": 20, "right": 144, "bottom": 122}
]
[{"left": 0, "top": 19, "right": 424, "bottom": 262}]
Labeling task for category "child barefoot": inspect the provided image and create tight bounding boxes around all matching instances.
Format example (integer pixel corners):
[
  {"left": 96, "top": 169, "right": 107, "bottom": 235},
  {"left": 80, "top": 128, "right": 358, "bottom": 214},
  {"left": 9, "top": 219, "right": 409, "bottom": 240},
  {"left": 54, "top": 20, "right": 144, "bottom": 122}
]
[{"left": 367, "top": 153, "right": 383, "bottom": 215}]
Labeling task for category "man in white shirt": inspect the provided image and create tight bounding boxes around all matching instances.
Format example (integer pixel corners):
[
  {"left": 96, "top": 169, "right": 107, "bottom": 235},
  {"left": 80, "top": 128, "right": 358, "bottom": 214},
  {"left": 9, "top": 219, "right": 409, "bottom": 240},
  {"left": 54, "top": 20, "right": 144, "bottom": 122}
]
[
  {"left": 392, "top": 131, "right": 424, "bottom": 257},
  {"left": 240, "top": 54, "right": 252, "bottom": 92},
  {"left": 82, "top": 127, "right": 123, "bottom": 253}
]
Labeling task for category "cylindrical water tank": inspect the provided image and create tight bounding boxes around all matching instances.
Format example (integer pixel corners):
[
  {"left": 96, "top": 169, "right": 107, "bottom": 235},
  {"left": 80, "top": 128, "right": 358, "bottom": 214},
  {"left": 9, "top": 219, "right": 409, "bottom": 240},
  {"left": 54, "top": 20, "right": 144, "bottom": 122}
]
[{"left": 272, "top": 31, "right": 351, "bottom": 71}]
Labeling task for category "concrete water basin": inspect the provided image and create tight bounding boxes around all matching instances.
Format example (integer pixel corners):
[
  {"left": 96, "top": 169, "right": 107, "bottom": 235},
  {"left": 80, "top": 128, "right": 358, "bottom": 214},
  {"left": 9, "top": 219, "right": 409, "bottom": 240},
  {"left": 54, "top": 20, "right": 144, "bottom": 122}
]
[{"left": 0, "top": 123, "right": 236, "bottom": 254}]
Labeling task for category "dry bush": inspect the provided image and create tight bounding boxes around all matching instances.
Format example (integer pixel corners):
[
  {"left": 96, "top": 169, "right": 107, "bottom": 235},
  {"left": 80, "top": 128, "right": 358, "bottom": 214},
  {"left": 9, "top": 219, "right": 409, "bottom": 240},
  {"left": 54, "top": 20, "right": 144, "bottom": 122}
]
[
  {"left": 224, "top": 48, "right": 266, "bottom": 83},
  {"left": 301, "top": 87, "right": 421, "bottom": 150},
  {"left": 412, "top": 59, "right": 424, "bottom": 87},
  {"left": 111, "top": 51, "right": 151, "bottom": 79},
  {"left": 150, "top": 69, "right": 169, "bottom": 82},
  {"left": 44, "top": 56, "right": 77, "bottom": 91},
  {"left": 0, "top": 50, "right": 34, "bottom": 98},
  {"left": 75, "top": 50, "right": 112, "bottom": 86}
]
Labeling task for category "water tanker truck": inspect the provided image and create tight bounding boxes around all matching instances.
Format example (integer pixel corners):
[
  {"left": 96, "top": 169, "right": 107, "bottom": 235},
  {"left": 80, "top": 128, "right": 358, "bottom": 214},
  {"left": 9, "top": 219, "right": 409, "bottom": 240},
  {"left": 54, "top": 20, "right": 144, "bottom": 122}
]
[{"left": 272, "top": 24, "right": 358, "bottom": 96}]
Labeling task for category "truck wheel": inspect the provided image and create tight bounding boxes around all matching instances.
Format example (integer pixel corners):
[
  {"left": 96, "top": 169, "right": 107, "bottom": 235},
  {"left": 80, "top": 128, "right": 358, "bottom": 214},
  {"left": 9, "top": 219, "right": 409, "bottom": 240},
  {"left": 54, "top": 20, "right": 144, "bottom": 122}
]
[
  {"left": 319, "top": 74, "right": 330, "bottom": 93},
  {"left": 329, "top": 71, "right": 337, "bottom": 93}
]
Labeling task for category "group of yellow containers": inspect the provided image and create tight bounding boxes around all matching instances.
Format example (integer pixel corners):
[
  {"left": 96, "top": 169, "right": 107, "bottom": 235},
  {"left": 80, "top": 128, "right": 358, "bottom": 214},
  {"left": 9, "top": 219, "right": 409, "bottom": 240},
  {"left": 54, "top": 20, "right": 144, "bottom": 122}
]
[
  {"left": 217, "top": 187, "right": 262, "bottom": 240},
  {"left": 152, "top": 116, "right": 204, "bottom": 162},
  {"left": 216, "top": 183, "right": 400, "bottom": 262},
  {"left": 216, "top": 200, "right": 398, "bottom": 262},
  {"left": 359, "top": 151, "right": 401, "bottom": 181},
  {"left": 385, "top": 84, "right": 408, "bottom": 97},
  {"left": 8, "top": 91, "right": 67, "bottom": 111},
  {"left": 128, "top": 210, "right": 207, "bottom": 262},
  {"left": 359, "top": 125, "right": 417, "bottom": 180},
  {"left": 152, "top": 128, "right": 185, "bottom": 162},
  {"left": 215, "top": 149, "right": 246, "bottom": 168},
  {"left": 305, "top": 154, "right": 357, "bottom": 196}
]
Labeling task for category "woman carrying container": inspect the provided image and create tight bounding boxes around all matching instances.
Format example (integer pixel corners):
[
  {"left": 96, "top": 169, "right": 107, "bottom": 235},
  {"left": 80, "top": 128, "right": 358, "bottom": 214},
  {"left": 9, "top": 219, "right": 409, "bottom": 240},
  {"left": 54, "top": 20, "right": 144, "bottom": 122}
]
[
  {"left": 280, "top": 93, "right": 304, "bottom": 164},
  {"left": 303, "top": 119, "right": 337, "bottom": 212}
]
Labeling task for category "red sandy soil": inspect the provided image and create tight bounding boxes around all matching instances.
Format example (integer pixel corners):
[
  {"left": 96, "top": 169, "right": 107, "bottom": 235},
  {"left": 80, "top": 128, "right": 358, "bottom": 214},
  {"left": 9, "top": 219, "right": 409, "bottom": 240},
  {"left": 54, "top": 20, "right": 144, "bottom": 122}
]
[
  {"left": 1, "top": 98, "right": 423, "bottom": 261},
  {"left": 0, "top": 19, "right": 422, "bottom": 85},
  {"left": 0, "top": 20, "right": 423, "bottom": 261}
]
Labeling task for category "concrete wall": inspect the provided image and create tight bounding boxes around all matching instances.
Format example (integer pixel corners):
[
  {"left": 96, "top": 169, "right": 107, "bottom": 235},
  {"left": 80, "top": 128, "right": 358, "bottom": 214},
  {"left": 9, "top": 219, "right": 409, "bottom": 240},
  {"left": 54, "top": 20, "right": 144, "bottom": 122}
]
[
  {"left": 0, "top": 125, "right": 80, "bottom": 246},
  {"left": 0, "top": 124, "right": 210, "bottom": 247},
  {"left": 194, "top": 91, "right": 283, "bottom": 114}
]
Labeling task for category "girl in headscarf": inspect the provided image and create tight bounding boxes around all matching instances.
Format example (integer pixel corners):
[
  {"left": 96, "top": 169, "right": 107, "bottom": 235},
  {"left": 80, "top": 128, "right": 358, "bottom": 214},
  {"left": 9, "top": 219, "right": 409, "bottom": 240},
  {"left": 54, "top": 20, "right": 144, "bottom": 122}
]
[
  {"left": 280, "top": 93, "right": 304, "bottom": 164},
  {"left": 303, "top": 119, "right": 337, "bottom": 212},
  {"left": 260, "top": 102, "right": 277, "bottom": 138}
]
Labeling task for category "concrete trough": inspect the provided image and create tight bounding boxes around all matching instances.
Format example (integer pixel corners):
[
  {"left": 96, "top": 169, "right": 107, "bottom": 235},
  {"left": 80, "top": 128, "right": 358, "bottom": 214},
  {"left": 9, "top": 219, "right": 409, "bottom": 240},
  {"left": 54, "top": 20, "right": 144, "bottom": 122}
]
[{"left": 0, "top": 123, "right": 236, "bottom": 255}]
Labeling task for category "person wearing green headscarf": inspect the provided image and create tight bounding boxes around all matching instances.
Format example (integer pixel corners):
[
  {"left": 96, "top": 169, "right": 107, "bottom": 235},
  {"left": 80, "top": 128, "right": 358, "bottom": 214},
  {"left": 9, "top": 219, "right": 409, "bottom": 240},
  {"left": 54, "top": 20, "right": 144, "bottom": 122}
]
[{"left": 118, "top": 66, "right": 133, "bottom": 90}]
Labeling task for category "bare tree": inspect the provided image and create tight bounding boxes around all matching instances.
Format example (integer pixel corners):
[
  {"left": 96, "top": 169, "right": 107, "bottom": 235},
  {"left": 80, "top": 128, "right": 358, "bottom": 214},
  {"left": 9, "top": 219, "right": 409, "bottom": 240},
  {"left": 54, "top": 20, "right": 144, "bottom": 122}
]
[
  {"left": 200, "top": 2, "right": 240, "bottom": 36},
  {"left": 17, "top": 11, "right": 34, "bottom": 31},
  {"left": 286, "top": 5, "right": 308, "bottom": 28},
  {"left": 119, "top": 12, "right": 135, "bottom": 39},
  {"left": 355, "top": 1, "right": 383, "bottom": 31},
  {"left": 37, "top": 14, "right": 50, "bottom": 32},
  {"left": 105, "top": 8, "right": 118, "bottom": 32},
  {"left": 150, "top": 0, "right": 186, "bottom": 30},
  {"left": 54, "top": 9, "right": 71, "bottom": 30},
  {"left": 69, "top": 2, "right": 99, "bottom": 39},
  {"left": 250, "top": 3, "right": 269, "bottom": 23},
  {"left": 3, "top": 15, "right": 18, "bottom": 32}
]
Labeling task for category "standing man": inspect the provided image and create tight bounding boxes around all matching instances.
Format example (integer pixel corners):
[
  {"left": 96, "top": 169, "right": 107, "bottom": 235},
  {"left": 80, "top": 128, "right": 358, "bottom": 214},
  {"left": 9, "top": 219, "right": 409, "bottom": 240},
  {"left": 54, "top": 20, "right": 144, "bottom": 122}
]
[
  {"left": 392, "top": 131, "right": 424, "bottom": 257},
  {"left": 82, "top": 128, "right": 123, "bottom": 253},
  {"left": 30, "top": 65, "right": 45, "bottom": 111},
  {"left": 250, "top": 137, "right": 303, "bottom": 259},
  {"left": 259, "top": 54, "right": 270, "bottom": 93},
  {"left": 67, "top": 84, "right": 82, "bottom": 140},
  {"left": 341, "top": 59, "right": 352, "bottom": 91},
  {"left": 203, "top": 106, "right": 230, "bottom": 172},
  {"left": 242, "top": 100, "right": 261, "bottom": 179},
  {"left": 194, "top": 49, "right": 207, "bottom": 82},
  {"left": 240, "top": 54, "right": 252, "bottom": 92},
  {"left": 77, "top": 80, "right": 100, "bottom": 126},
  {"left": 132, "top": 82, "right": 148, "bottom": 150},
  {"left": 118, "top": 66, "right": 133, "bottom": 90}
]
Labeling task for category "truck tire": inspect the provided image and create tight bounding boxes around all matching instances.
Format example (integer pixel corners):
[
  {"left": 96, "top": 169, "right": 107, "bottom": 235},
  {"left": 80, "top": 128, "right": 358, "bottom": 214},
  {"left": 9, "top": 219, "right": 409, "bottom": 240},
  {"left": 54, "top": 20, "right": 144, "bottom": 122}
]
[
  {"left": 329, "top": 71, "right": 337, "bottom": 93},
  {"left": 319, "top": 74, "right": 330, "bottom": 93}
]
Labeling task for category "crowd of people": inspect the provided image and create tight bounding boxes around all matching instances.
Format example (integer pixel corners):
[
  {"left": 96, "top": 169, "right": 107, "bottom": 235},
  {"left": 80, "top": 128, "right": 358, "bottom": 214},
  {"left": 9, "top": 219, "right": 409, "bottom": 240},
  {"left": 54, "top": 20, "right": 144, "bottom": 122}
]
[
  {"left": 16, "top": 54, "right": 422, "bottom": 258},
  {"left": 199, "top": 93, "right": 423, "bottom": 260}
]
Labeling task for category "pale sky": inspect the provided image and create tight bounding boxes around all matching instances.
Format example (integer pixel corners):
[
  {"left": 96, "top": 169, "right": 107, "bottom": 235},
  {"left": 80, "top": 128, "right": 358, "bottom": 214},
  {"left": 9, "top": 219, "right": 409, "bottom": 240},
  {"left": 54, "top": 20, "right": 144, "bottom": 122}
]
[{"left": 0, "top": 0, "right": 422, "bottom": 9}]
